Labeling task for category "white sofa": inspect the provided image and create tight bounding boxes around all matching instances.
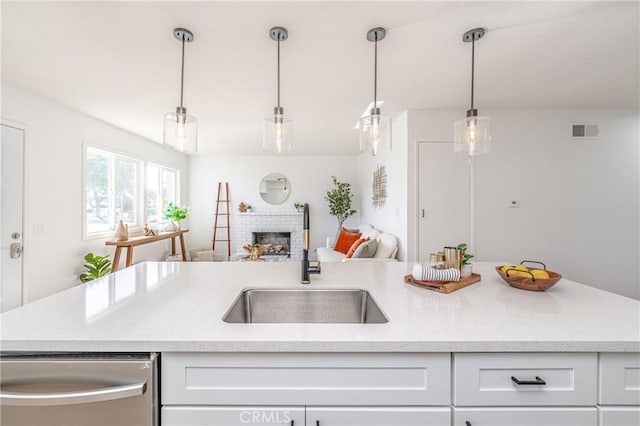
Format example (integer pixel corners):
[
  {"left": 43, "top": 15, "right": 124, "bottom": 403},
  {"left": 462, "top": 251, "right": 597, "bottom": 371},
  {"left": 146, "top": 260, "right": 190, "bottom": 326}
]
[{"left": 316, "top": 224, "right": 398, "bottom": 262}]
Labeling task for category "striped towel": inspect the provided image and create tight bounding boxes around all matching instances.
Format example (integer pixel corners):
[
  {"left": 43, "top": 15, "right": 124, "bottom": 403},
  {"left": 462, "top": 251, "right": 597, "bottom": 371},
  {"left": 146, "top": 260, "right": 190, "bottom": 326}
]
[{"left": 411, "top": 263, "right": 460, "bottom": 282}]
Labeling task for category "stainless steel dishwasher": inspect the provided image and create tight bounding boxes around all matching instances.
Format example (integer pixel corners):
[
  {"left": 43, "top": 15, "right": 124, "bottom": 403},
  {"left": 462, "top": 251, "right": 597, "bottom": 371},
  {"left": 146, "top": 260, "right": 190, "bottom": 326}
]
[{"left": 0, "top": 352, "right": 158, "bottom": 426}]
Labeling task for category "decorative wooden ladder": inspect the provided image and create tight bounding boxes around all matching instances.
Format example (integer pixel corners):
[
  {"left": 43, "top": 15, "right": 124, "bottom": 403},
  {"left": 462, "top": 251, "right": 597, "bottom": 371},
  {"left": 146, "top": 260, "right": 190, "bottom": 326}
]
[{"left": 212, "top": 182, "right": 231, "bottom": 257}]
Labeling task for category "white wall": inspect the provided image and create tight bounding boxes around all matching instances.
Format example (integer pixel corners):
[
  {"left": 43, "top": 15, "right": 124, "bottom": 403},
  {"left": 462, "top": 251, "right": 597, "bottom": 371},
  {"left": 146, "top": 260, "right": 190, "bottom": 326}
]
[
  {"left": 188, "top": 155, "right": 359, "bottom": 260},
  {"left": 1, "top": 85, "right": 189, "bottom": 303},
  {"left": 357, "top": 112, "right": 408, "bottom": 260},
  {"left": 407, "top": 109, "right": 640, "bottom": 299}
]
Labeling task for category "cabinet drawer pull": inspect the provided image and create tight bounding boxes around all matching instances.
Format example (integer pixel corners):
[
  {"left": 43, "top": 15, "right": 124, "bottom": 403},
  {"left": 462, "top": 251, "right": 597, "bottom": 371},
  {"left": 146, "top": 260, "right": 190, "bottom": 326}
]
[{"left": 511, "top": 375, "right": 546, "bottom": 385}]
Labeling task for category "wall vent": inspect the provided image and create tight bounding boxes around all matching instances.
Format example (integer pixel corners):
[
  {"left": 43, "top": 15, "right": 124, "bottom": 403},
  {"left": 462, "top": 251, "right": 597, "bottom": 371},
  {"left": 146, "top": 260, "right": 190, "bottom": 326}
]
[{"left": 572, "top": 124, "right": 599, "bottom": 139}]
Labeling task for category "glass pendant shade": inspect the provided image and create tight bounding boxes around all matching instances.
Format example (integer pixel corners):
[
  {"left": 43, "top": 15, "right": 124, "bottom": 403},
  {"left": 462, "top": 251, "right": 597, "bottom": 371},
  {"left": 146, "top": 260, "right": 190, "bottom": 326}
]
[
  {"left": 164, "top": 108, "right": 198, "bottom": 153},
  {"left": 263, "top": 27, "right": 292, "bottom": 154},
  {"left": 164, "top": 28, "right": 197, "bottom": 154},
  {"left": 359, "top": 110, "right": 390, "bottom": 156},
  {"left": 453, "top": 114, "right": 491, "bottom": 156},
  {"left": 263, "top": 109, "right": 293, "bottom": 154}
]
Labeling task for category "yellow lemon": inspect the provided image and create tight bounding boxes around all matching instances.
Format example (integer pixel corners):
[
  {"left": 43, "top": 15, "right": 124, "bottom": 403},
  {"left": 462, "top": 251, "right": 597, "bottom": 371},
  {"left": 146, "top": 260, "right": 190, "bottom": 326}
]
[
  {"left": 531, "top": 269, "right": 550, "bottom": 279},
  {"left": 501, "top": 264, "right": 528, "bottom": 274}
]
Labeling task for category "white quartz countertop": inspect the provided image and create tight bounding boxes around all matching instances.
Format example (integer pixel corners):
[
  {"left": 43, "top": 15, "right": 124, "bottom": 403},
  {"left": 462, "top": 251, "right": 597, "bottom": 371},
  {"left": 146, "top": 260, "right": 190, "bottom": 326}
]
[{"left": 1, "top": 261, "right": 638, "bottom": 353}]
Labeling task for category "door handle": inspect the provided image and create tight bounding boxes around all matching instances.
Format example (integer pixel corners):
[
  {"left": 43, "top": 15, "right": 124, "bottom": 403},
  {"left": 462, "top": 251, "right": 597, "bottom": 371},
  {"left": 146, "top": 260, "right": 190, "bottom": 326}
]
[
  {"left": 9, "top": 242, "right": 22, "bottom": 259},
  {"left": 421, "top": 209, "right": 425, "bottom": 218},
  {"left": 0, "top": 381, "right": 146, "bottom": 406},
  {"left": 511, "top": 376, "right": 546, "bottom": 386}
]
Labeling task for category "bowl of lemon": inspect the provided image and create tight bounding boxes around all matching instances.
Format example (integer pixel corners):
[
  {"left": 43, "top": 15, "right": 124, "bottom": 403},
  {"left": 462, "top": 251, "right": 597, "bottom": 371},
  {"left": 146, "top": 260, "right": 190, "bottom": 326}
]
[{"left": 495, "top": 261, "right": 562, "bottom": 291}]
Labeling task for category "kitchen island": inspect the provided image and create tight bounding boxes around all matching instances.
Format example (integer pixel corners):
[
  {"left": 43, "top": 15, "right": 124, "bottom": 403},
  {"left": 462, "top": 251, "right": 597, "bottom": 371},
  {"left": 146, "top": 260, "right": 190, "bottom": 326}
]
[
  {"left": 1, "top": 261, "right": 638, "bottom": 426},
  {"left": 1, "top": 261, "right": 638, "bottom": 352}
]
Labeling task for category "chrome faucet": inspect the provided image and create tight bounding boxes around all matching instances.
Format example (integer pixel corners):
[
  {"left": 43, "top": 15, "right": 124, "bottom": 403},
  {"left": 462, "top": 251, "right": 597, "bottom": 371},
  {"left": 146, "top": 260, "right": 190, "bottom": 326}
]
[{"left": 301, "top": 203, "right": 320, "bottom": 284}]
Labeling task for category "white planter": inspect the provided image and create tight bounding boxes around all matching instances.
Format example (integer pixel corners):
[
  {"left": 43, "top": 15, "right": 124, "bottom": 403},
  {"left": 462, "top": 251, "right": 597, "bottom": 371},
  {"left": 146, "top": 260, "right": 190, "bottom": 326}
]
[{"left": 460, "top": 264, "right": 473, "bottom": 278}]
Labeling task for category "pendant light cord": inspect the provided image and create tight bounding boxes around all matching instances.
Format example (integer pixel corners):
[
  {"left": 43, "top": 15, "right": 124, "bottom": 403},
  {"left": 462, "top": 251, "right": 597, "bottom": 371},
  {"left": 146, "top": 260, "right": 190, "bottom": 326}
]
[
  {"left": 470, "top": 38, "right": 475, "bottom": 111},
  {"left": 277, "top": 39, "right": 281, "bottom": 109},
  {"left": 179, "top": 35, "right": 185, "bottom": 110},
  {"left": 373, "top": 33, "right": 378, "bottom": 108}
]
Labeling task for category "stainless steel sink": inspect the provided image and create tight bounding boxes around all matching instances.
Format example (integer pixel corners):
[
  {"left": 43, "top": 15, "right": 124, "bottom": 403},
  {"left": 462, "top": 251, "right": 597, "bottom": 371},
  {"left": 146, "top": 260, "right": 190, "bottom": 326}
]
[{"left": 222, "top": 288, "right": 388, "bottom": 324}]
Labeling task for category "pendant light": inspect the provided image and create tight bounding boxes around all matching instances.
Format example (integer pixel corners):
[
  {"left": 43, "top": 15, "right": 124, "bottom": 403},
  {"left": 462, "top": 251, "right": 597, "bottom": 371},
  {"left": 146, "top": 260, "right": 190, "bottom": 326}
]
[
  {"left": 263, "top": 27, "right": 293, "bottom": 154},
  {"left": 359, "top": 27, "right": 390, "bottom": 156},
  {"left": 454, "top": 27, "right": 491, "bottom": 156},
  {"left": 164, "top": 28, "right": 197, "bottom": 153}
]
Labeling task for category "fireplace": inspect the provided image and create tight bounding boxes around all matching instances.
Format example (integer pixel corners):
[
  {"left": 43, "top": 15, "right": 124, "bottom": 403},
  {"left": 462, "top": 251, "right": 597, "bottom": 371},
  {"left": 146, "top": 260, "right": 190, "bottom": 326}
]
[{"left": 252, "top": 232, "right": 291, "bottom": 257}]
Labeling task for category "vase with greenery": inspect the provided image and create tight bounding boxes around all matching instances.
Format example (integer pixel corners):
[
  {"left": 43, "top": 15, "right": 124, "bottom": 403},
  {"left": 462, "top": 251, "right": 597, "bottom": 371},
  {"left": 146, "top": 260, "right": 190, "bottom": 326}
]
[
  {"left": 163, "top": 201, "right": 190, "bottom": 231},
  {"left": 79, "top": 253, "right": 111, "bottom": 283},
  {"left": 457, "top": 243, "right": 474, "bottom": 277},
  {"left": 325, "top": 176, "right": 356, "bottom": 237}
]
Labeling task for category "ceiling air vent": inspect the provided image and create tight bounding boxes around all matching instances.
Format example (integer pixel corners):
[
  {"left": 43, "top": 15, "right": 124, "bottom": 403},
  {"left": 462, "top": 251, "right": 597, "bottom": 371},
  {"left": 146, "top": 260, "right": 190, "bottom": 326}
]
[{"left": 572, "top": 124, "right": 599, "bottom": 139}]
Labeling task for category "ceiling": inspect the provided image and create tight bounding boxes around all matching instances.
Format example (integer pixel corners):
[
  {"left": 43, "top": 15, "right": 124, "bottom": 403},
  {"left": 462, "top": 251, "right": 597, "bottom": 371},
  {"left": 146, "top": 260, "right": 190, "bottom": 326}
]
[{"left": 2, "top": 1, "right": 638, "bottom": 155}]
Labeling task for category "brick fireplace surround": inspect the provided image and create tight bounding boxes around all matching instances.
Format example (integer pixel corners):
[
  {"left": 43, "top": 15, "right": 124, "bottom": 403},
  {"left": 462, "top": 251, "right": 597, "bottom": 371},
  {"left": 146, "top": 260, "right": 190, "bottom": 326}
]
[{"left": 235, "top": 212, "right": 303, "bottom": 261}]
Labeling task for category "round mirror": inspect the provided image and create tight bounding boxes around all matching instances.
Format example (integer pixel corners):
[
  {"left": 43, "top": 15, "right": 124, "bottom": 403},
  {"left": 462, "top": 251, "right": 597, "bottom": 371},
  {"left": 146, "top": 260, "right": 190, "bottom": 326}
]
[{"left": 259, "top": 173, "right": 291, "bottom": 205}]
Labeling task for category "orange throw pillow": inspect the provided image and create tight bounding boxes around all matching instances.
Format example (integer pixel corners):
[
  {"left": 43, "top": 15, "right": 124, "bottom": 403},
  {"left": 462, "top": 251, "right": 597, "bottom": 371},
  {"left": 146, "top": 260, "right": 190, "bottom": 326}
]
[
  {"left": 334, "top": 228, "right": 362, "bottom": 255},
  {"left": 346, "top": 237, "right": 370, "bottom": 258}
]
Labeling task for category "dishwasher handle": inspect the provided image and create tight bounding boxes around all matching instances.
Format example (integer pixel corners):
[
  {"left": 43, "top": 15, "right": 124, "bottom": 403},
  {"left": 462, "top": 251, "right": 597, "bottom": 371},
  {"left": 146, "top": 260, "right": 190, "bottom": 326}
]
[{"left": 0, "top": 381, "right": 147, "bottom": 406}]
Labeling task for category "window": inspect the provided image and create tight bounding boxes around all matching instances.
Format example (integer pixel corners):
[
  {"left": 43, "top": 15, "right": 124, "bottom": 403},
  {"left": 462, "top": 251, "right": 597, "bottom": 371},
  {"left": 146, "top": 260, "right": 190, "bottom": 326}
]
[
  {"left": 84, "top": 145, "right": 179, "bottom": 239},
  {"left": 146, "top": 163, "right": 179, "bottom": 228}
]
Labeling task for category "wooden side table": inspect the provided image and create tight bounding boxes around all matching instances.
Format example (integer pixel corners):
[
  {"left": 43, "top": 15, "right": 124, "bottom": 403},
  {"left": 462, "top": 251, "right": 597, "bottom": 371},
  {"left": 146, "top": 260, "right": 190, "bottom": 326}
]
[{"left": 105, "top": 229, "right": 189, "bottom": 272}]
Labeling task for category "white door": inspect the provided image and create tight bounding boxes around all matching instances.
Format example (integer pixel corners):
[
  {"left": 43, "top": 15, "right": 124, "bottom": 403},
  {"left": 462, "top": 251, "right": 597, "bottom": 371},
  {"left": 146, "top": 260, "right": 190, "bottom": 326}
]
[
  {"left": 161, "top": 406, "right": 305, "bottom": 426},
  {"left": 454, "top": 407, "right": 598, "bottom": 426},
  {"left": 307, "top": 406, "right": 451, "bottom": 426},
  {"left": 1, "top": 124, "right": 24, "bottom": 312},
  {"left": 417, "top": 141, "right": 470, "bottom": 261}
]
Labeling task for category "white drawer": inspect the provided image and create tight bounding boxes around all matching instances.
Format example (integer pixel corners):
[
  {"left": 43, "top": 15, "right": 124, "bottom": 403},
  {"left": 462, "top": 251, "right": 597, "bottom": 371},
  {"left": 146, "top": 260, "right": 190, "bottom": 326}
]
[
  {"left": 307, "top": 406, "right": 451, "bottom": 426},
  {"left": 599, "top": 353, "right": 640, "bottom": 405},
  {"left": 162, "top": 352, "right": 450, "bottom": 406},
  {"left": 453, "top": 353, "right": 597, "bottom": 406},
  {"left": 453, "top": 407, "right": 597, "bottom": 426},
  {"left": 162, "top": 406, "right": 305, "bottom": 426},
  {"left": 599, "top": 406, "right": 640, "bottom": 426}
]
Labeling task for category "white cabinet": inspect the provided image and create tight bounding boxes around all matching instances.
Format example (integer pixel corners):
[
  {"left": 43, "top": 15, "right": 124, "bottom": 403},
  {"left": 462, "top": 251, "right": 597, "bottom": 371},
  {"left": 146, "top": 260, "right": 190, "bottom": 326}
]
[
  {"left": 162, "top": 353, "right": 451, "bottom": 426},
  {"left": 161, "top": 351, "right": 639, "bottom": 426},
  {"left": 599, "top": 353, "right": 640, "bottom": 426},
  {"left": 452, "top": 353, "right": 598, "bottom": 426},
  {"left": 454, "top": 353, "right": 597, "bottom": 406},
  {"left": 306, "top": 407, "right": 450, "bottom": 426},
  {"left": 599, "top": 407, "right": 640, "bottom": 426},
  {"left": 599, "top": 353, "right": 640, "bottom": 405},
  {"left": 453, "top": 407, "right": 597, "bottom": 426},
  {"left": 162, "top": 352, "right": 450, "bottom": 406},
  {"left": 162, "top": 406, "right": 304, "bottom": 426}
]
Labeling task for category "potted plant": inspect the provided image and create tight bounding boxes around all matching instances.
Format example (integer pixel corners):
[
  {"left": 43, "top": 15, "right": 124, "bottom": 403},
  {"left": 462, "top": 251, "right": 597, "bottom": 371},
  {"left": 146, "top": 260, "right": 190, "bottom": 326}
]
[
  {"left": 324, "top": 176, "right": 356, "bottom": 236},
  {"left": 163, "top": 201, "right": 190, "bottom": 231},
  {"left": 458, "top": 243, "right": 474, "bottom": 277},
  {"left": 79, "top": 253, "right": 111, "bottom": 283}
]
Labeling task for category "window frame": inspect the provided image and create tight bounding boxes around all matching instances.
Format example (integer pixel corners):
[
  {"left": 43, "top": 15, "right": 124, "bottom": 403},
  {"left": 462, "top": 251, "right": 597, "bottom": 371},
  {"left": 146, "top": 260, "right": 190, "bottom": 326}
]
[
  {"left": 82, "top": 142, "right": 180, "bottom": 241},
  {"left": 145, "top": 161, "right": 181, "bottom": 230}
]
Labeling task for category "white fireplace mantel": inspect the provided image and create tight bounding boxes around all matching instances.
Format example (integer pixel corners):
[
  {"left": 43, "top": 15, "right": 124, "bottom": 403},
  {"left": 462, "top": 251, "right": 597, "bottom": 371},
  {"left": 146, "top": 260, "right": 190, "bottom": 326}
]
[{"left": 235, "top": 212, "right": 304, "bottom": 261}]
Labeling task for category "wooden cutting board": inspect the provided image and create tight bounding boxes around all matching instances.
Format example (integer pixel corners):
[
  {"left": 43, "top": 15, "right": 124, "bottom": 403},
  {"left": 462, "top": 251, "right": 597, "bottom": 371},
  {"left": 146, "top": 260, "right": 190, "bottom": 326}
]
[{"left": 403, "top": 273, "right": 481, "bottom": 294}]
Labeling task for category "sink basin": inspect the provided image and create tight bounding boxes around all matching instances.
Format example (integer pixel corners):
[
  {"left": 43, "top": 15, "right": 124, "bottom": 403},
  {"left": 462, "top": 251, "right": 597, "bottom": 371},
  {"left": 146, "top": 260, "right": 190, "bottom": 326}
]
[{"left": 222, "top": 288, "right": 388, "bottom": 324}]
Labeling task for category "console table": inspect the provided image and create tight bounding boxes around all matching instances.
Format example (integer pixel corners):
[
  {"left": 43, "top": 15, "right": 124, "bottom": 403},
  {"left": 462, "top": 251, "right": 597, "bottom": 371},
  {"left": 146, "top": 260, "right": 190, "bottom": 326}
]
[{"left": 105, "top": 229, "right": 189, "bottom": 272}]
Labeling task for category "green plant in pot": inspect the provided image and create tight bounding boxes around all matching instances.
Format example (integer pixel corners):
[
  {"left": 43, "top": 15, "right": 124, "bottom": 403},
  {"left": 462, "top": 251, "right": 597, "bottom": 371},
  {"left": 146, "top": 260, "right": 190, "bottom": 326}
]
[
  {"left": 79, "top": 253, "right": 111, "bottom": 283},
  {"left": 324, "top": 176, "right": 356, "bottom": 238},
  {"left": 163, "top": 201, "right": 190, "bottom": 231},
  {"left": 458, "top": 243, "right": 474, "bottom": 278}
]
